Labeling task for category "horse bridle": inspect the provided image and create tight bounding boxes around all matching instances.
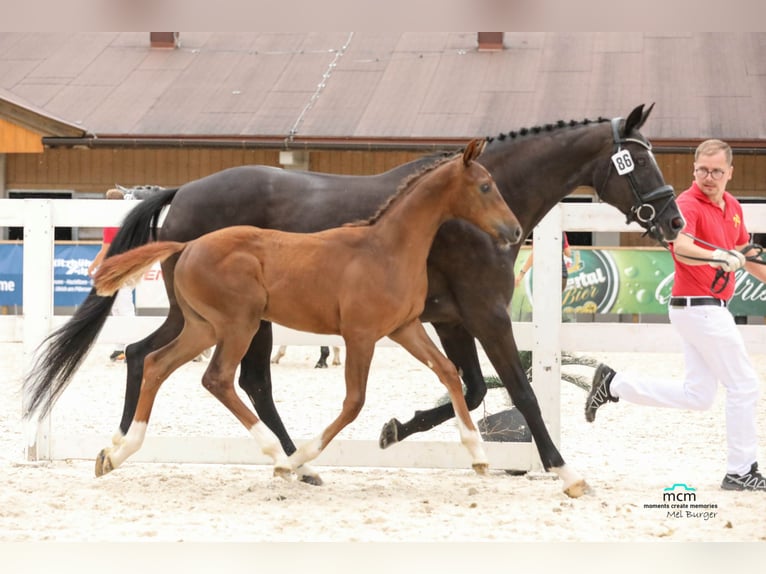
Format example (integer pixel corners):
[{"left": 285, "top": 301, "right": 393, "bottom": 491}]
[{"left": 604, "top": 117, "right": 677, "bottom": 247}]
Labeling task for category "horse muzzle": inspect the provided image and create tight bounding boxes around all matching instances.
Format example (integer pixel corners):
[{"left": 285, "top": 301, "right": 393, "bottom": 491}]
[{"left": 495, "top": 222, "right": 523, "bottom": 251}]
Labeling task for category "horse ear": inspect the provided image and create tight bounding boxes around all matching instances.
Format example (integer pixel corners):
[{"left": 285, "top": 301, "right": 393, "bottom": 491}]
[
  {"left": 624, "top": 103, "right": 654, "bottom": 135},
  {"left": 463, "top": 138, "right": 486, "bottom": 166}
]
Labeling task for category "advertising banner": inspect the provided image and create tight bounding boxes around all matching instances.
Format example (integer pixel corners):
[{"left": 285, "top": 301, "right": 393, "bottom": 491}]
[
  {"left": 0, "top": 243, "right": 100, "bottom": 308},
  {"left": 0, "top": 244, "right": 22, "bottom": 306},
  {"left": 511, "top": 247, "right": 766, "bottom": 317}
]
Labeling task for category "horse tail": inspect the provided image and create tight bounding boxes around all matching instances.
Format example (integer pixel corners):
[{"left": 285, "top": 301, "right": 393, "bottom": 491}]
[
  {"left": 94, "top": 242, "right": 186, "bottom": 296},
  {"left": 22, "top": 187, "right": 180, "bottom": 421}
]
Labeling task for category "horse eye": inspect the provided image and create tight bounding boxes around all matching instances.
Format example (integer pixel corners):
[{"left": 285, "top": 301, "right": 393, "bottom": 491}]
[{"left": 480, "top": 182, "right": 491, "bottom": 193}]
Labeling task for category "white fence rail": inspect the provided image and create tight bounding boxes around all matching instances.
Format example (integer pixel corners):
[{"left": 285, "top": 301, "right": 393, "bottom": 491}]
[{"left": 3, "top": 198, "right": 765, "bottom": 471}]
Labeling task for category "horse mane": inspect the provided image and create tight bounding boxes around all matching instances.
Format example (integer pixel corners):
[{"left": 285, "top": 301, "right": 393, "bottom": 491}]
[
  {"left": 344, "top": 116, "right": 613, "bottom": 228},
  {"left": 345, "top": 154, "right": 457, "bottom": 227},
  {"left": 484, "top": 116, "right": 611, "bottom": 144}
]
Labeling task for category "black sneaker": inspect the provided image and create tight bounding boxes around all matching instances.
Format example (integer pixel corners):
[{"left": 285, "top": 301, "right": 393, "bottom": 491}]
[
  {"left": 109, "top": 350, "right": 126, "bottom": 362},
  {"left": 721, "top": 462, "right": 766, "bottom": 491},
  {"left": 584, "top": 363, "right": 618, "bottom": 423}
]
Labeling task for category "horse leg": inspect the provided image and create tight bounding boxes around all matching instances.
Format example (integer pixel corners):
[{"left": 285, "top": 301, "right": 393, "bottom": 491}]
[
  {"left": 271, "top": 344, "right": 286, "bottom": 364},
  {"left": 237, "top": 323, "right": 323, "bottom": 485},
  {"left": 95, "top": 323, "right": 211, "bottom": 477},
  {"left": 287, "top": 338, "right": 375, "bottom": 470},
  {"left": 203, "top": 333, "right": 292, "bottom": 480},
  {"left": 315, "top": 346, "right": 330, "bottom": 368},
  {"left": 388, "top": 320, "right": 489, "bottom": 474},
  {"left": 331, "top": 346, "right": 341, "bottom": 366},
  {"left": 379, "top": 322, "right": 486, "bottom": 448},
  {"left": 471, "top": 313, "right": 589, "bottom": 497},
  {"left": 115, "top": 306, "right": 185, "bottom": 444}
]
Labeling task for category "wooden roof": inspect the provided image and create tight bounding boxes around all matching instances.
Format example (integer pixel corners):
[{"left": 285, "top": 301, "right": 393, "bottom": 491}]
[{"left": 1, "top": 32, "right": 765, "bottom": 146}]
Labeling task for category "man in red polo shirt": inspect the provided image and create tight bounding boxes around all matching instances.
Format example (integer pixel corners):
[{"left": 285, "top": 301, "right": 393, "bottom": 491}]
[{"left": 585, "top": 139, "right": 766, "bottom": 491}]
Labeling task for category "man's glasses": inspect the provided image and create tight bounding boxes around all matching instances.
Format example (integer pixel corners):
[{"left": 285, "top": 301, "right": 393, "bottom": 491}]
[{"left": 694, "top": 167, "right": 727, "bottom": 180}]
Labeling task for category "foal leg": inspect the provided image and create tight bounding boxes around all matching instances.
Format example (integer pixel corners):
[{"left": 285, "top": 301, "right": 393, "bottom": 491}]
[
  {"left": 95, "top": 323, "right": 211, "bottom": 476},
  {"left": 388, "top": 320, "right": 488, "bottom": 474},
  {"left": 379, "top": 322, "right": 487, "bottom": 447},
  {"left": 287, "top": 338, "right": 375, "bottom": 471},
  {"left": 204, "top": 329, "right": 292, "bottom": 479},
  {"left": 238, "top": 324, "right": 323, "bottom": 485}
]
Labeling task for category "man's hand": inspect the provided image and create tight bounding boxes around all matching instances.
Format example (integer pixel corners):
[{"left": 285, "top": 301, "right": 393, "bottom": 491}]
[{"left": 709, "top": 249, "right": 746, "bottom": 272}]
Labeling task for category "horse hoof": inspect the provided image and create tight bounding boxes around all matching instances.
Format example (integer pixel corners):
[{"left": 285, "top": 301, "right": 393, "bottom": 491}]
[
  {"left": 94, "top": 449, "right": 114, "bottom": 477},
  {"left": 314, "top": 362, "right": 328, "bottom": 369},
  {"left": 299, "top": 473, "right": 324, "bottom": 486},
  {"left": 273, "top": 466, "right": 292, "bottom": 481},
  {"left": 472, "top": 462, "right": 489, "bottom": 475},
  {"left": 564, "top": 479, "right": 591, "bottom": 498},
  {"left": 378, "top": 418, "right": 400, "bottom": 449}
]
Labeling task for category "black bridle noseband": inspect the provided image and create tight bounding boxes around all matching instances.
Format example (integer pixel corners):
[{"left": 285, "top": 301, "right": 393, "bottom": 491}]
[{"left": 605, "top": 117, "right": 677, "bottom": 247}]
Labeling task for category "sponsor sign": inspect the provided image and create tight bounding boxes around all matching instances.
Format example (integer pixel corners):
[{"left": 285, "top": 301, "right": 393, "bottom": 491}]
[
  {"left": 512, "top": 247, "right": 766, "bottom": 316},
  {"left": 0, "top": 243, "right": 100, "bottom": 308}
]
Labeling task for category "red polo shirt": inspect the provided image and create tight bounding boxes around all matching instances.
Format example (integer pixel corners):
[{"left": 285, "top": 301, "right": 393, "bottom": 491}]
[
  {"left": 103, "top": 227, "right": 119, "bottom": 243},
  {"left": 670, "top": 182, "right": 749, "bottom": 300}
]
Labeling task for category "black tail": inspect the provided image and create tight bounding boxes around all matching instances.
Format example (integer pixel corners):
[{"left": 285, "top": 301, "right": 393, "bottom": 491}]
[{"left": 22, "top": 187, "right": 179, "bottom": 420}]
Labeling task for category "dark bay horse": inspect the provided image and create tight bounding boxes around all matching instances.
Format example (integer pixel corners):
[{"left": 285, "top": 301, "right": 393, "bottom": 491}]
[
  {"left": 23, "top": 104, "right": 684, "bottom": 497},
  {"left": 87, "top": 140, "right": 521, "bottom": 478}
]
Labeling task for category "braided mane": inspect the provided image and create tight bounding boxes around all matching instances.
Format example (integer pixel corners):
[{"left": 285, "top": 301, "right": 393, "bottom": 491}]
[{"left": 484, "top": 116, "right": 611, "bottom": 144}]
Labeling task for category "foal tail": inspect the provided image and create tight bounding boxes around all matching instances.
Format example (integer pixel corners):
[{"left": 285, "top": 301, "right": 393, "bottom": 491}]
[
  {"left": 94, "top": 242, "right": 186, "bottom": 296},
  {"left": 22, "top": 187, "right": 179, "bottom": 421}
]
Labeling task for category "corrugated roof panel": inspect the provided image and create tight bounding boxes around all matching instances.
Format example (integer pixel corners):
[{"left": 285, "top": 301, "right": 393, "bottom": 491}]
[
  {"left": 533, "top": 71, "right": 591, "bottom": 123},
  {"left": 481, "top": 48, "right": 540, "bottom": 93},
  {"left": 419, "top": 52, "right": 488, "bottom": 115},
  {"left": 340, "top": 34, "right": 401, "bottom": 72},
  {"left": 694, "top": 34, "right": 751, "bottom": 97},
  {"left": 245, "top": 90, "right": 313, "bottom": 136},
  {"left": 73, "top": 46, "right": 149, "bottom": 87},
  {"left": 593, "top": 32, "right": 644, "bottom": 53},
  {"left": 10, "top": 82, "right": 64, "bottom": 109},
  {"left": 0, "top": 59, "right": 39, "bottom": 90},
  {"left": 473, "top": 91, "right": 540, "bottom": 135},
  {"left": 139, "top": 51, "right": 244, "bottom": 134},
  {"left": 394, "top": 33, "right": 450, "bottom": 53},
  {"left": 24, "top": 34, "right": 114, "bottom": 81},
  {"left": 353, "top": 56, "right": 441, "bottom": 137},
  {"left": 45, "top": 85, "right": 112, "bottom": 126},
  {"left": 299, "top": 70, "right": 382, "bottom": 137},
  {"left": 540, "top": 34, "right": 594, "bottom": 73},
  {"left": 271, "top": 52, "right": 336, "bottom": 93},
  {"left": 586, "top": 52, "right": 644, "bottom": 116},
  {"left": 84, "top": 69, "right": 181, "bottom": 134}
]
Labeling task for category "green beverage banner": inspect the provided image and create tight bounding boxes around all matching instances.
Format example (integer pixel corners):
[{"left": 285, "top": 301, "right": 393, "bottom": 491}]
[{"left": 511, "top": 248, "right": 766, "bottom": 317}]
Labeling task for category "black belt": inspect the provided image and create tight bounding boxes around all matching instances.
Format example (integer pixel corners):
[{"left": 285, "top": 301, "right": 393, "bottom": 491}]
[{"left": 669, "top": 297, "right": 727, "bottom": 308}]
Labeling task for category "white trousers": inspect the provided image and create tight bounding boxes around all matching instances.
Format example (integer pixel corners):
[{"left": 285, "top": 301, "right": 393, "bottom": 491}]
[
  {"left": 610, "top": 305, "right": 761, "bottom": 475},
  {"left": 111, "top": 287, "right": 135, "bottom": 350}
]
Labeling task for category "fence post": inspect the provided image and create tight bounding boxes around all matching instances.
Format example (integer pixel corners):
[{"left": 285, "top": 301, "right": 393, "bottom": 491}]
[
  {"left": 530, "top": 206, "right": 563, "bottom": 451},
  {"left": 23, "top": 199, "right": 54, "bottom": 461}
]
